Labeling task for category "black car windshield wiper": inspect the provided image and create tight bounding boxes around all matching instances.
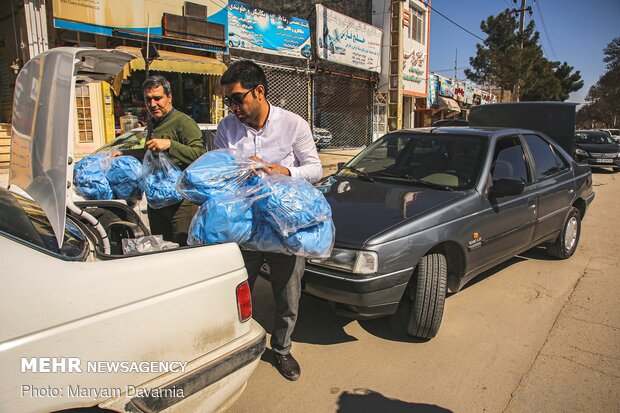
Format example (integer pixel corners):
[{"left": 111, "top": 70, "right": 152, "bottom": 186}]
[
  {"left": 340, "top": 165, "right": 374, "bottom": 182},
  {"left": 378, "top": 172, "right": 454, "bottom": 191}
]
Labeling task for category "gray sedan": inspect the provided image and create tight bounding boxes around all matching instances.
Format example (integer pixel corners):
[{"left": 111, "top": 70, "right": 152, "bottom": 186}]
[{"left": 307, "top": 126, "right": 595, "bottom": 339}]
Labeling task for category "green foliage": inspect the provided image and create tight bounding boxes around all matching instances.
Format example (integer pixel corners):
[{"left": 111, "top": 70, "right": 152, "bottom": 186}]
[
  {"left": 465, "top": 9, "right": 582, "bottom": 102},
  {"left": 577, "top": 37, "right": 620, "bottom": 129}
]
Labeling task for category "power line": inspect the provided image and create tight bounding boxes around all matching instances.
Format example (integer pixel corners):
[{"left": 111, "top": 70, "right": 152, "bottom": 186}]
[
  {"left": 431, "top": 66, "right": 470, "bottom": 73},
  {"left": 533, "top": 0, "right": 558, "bottom": 60},
  {"left": 423, "top": 1, "right": 485, "bottom": 42}
]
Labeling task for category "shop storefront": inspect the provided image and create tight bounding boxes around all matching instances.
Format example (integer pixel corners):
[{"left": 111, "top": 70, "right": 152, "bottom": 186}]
[{"left": 113, "top": 46, "right": 227, "bottom": 130}]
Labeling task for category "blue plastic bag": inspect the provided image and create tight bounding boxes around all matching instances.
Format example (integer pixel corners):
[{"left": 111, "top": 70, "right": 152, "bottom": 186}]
[
  {"left": 176, "top": 149, "right": 265, "bottom": 205},
  {"left": 242, "top": 218, "right": 289, "bottom": 254},
  {"left": 73, "top": 154, "right": 114, "bottom": 200},
  {"left": 143, "top": 150, "right": 183, "bottom": 209},
  {"left": 187, "top": 196, "right": 254, "bottom": 245},
  {"left": 283, "top": 220, "right": 335, "bottom": 258},
  {"left": 256, "top": 175, "right": 332, "bottom": 237},
  {"left": 107, "top": 155, "right": 143, "bottom": 202}
]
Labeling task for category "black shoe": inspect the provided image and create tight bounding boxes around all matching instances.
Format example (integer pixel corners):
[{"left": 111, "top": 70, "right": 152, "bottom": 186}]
[{"left": 274, "top": 352, "right": 301, "bottom": 381}]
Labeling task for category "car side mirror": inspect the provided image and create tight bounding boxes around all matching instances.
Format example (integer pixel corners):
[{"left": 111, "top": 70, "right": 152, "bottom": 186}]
[
  {"left": 490, "top": 178, "right": 524, "bottom": 198},
  {"left": 337, "top": 162, "right": 346, "bottom": 171}
]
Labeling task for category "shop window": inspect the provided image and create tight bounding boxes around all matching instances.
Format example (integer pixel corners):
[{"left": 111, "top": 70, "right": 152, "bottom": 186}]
[
  {"left": 408, "top": 4, "right": 426, "bottom": 45},
  {"left": 75, "top": 86, "right": 93, "bottom": 143}
]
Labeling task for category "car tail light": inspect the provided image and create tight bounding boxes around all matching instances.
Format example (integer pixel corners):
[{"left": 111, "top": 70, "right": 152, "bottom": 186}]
[{"left": 236, "top": 280, "right": 252, "bottom": 322}]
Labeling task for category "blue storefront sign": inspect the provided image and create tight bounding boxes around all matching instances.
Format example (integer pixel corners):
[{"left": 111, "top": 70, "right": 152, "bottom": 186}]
[{"left": 227, "top": 1, "right": 311, "bottom": 59}]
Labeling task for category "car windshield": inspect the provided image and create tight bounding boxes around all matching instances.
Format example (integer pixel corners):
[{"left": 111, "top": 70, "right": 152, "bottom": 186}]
[
  {"left": 97, "top": 130, "right": 147, "bottom": 152},
  {"left": 575, "top": 132, "right": 614, "bottom": 145},
  {"left": 339, "top": 133, "right": 486, "bottom": 190}
]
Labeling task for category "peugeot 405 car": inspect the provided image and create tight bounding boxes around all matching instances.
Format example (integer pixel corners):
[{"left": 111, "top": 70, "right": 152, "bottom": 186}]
[
  {"left": 0, "top": 48, "right": 265, "bottom": 413},
  {"left": 307, "top": 103, "right": 595, "bottom": 340}
]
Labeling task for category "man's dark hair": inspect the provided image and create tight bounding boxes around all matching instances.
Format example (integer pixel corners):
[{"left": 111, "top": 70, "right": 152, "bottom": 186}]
[
  {"left": 220, "top": 60, "right": 268, "bottom": 97},
  {"left": 142, "top": 75, "right": 172, "bottom": 96}
]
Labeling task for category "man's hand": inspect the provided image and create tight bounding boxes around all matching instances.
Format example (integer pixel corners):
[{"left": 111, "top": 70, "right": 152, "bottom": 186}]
[
  {"left": 249, "top": 156, "right": 290, "bottom": 176},
  {"left": 146, "top": 138, "right": 171, "bottom": 152},
  {"left": 111, "top": 151, "right": 123, "bottom": 157}
]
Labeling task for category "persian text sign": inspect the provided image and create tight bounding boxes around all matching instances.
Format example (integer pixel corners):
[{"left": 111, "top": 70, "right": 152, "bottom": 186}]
[
  {"left": 315, "top": 4, "right": 382, "bottom": 72},
  {"left": 52, "top": 0, "right": 227, "bottom": 34},
  {"left": 228, "top": 1, "right": 310, "bottom": 59}
]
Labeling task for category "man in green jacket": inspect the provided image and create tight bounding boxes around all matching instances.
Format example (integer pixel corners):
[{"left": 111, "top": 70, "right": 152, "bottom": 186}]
[{"left": 141, "top": 75, "right": 206, "bottom": 246}]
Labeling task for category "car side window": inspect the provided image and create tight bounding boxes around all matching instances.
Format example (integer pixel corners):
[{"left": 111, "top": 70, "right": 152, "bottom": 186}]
[
  {"left": 491, "top": 136, "right": 529, "bottom": 183},
  {"left": 523, "top": 134, "right": 562, "bottom": 179}
]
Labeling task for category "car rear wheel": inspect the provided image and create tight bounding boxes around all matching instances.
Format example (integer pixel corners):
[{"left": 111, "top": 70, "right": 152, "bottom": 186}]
[
  {"left": 392, "top": 252, "right": 447, "bottom": 339},
  {"left": 547, "top": 206, "right": 581, "bottom": 259}
]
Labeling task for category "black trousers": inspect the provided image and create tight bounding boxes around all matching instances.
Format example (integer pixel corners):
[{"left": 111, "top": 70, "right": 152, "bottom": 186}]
[
  {"left": 147, "top": 199, "right": 198, "bottom": 246},
  {"left": 241, "top": 250, "right": 305, "bottom": 355}
]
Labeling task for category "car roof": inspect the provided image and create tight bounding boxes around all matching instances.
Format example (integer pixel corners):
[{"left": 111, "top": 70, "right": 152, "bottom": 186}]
[{"left": 394, "top": 126, "right": 533, "bottom": 139}]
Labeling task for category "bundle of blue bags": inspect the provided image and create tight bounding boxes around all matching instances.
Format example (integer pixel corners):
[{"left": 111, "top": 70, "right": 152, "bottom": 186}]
[
  {"left": 184, "top": 149, "right": 334, "bottom": 258},
  {"left": 73, "top": 150, "right": 183, "bottom": 209},
  {"left": 73, "top": 153, "right": 143, "bottom": 203},
  {"left": 142, "top": 150, "right": 183, "bottom": 209}
]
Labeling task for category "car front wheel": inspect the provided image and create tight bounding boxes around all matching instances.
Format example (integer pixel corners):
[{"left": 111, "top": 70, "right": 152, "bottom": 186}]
[
  {"left": 392, "top": 252, "right": 447, "bottom": 339},
  {"left": 547, "top": 206, "right": 581, "bottom": 259}
]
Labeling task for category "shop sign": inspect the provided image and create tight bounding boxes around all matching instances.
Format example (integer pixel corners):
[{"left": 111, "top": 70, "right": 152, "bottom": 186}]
[
  {"left": 428, "top": 74, "right": 439, "bottom": 107},
  {"left": 315, "top": 4, "right": 382, "bottom": 72},
  {"left": 228, "top": 1, "right": 310, "bottom": 59},
  {"left": 403, "top": 42, "right": 427, "bottom": 94},
  {"left": 438, "top": 75, "right": 454, "bottom": 98},
  {"left": 454, "top": 81, "right": 465, "bottom": 102},
  {"left": 464, "top": 83, "right": 475, "bottom": 104},
  {"left": 481, "top": 91, "right": 491, "bottom": 104},
  {"left": 52, "top": 0, "right": 227, "bottom": 37}
]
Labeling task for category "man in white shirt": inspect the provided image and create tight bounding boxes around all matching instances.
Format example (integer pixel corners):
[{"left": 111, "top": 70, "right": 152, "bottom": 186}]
[{"left": 215, "top": 60, "right": 322, "bottom": 381}]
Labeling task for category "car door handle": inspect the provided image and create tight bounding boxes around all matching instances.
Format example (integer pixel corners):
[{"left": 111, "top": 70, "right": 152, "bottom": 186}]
[{"left": 528, "top": 198, "right": 536, "bottom": 210}]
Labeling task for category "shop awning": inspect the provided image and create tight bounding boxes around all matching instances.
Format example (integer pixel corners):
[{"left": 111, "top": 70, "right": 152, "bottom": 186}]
[
  {"left": 438, "top": 96, "right": 461, "bottom": 113},
  {"left": 112, "top": 46, "right": 227, "bottom": 94}
]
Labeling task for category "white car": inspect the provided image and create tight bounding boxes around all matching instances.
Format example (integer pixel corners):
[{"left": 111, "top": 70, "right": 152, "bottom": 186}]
[
  {"left": 598, "top": 128, "right": 620, "bottom": 144},
  {"left": 0, "top": 47, "right": 265, "bottom": 413}
]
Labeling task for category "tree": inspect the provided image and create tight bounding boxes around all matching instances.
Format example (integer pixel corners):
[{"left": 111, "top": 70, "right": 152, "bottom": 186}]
[
  {"left": 578, "top": 37, "right": 620, "bottom": 128},
  {"left": 465, "top": 9, "right": 582, "bottom": 102}
]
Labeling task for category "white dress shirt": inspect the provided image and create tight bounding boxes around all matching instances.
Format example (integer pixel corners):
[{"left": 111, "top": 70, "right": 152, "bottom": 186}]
[{"left": 214, "top": 104, "right": 323, "bottom": 183}]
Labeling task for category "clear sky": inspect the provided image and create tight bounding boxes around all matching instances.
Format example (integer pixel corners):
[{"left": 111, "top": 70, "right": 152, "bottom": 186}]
[{"left": 428, "top": 0, "right": 620, "bottom": 106}]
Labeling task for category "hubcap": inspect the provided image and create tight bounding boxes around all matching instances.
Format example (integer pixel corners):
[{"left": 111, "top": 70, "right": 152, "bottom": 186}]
[{"left": 564, "top": 216, "right": 578, "bottom": 250}]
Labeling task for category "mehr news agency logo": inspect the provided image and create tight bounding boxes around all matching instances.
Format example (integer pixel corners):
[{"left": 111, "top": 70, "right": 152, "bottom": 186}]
[{"left": 20, "top": 357, "right": 187, "bottom": 398}]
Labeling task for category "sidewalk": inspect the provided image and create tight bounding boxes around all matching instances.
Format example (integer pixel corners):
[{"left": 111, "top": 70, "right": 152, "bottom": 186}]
[{"left": 318, "top": 148, "right": 362, "bottom": 177}]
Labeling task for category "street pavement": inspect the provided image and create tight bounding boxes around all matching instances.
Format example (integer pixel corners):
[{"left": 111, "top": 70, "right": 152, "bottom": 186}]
[{"left": 230, "top": 169, "right": 620, "bottom": 413}]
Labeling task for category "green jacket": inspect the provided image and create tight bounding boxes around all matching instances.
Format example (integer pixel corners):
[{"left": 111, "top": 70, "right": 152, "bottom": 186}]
[{"left": 146, "top": 108, "right": 206, "bottom": 169}]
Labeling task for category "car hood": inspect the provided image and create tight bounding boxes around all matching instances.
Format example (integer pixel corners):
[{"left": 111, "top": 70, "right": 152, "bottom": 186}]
[
  {"left": 9, "top": 48, "right": 133, "bottom": 246},
  {"left": 320, "top": 176, "right": 466, "bottom": 246},
  {"left": 575, "top": 143, "right": 618, "bottom": 153}
]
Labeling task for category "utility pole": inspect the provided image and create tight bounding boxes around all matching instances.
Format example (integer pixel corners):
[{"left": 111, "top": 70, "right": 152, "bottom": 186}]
[
  {"left": 514, "top": 0, "right": 532, "bottom": 102},
  {"left": 454, "top": 49, "right": 457, "bottom": 81}
]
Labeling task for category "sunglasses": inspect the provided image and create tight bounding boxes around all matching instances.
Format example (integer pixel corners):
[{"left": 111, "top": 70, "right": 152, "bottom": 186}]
[{"left": 223, "top": 86, "right": 256, "bottom": 108}]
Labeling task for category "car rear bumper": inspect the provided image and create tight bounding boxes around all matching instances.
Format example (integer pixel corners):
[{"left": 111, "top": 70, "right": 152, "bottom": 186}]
[
  {"left": 101, "top": 320, "right": 266, "bottom": 413},
  {"left": 303, "top": 265, "right": 412, "bottom": 318}
]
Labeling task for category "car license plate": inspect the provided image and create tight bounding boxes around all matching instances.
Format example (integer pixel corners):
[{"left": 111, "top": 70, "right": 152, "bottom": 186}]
[{"left": 596, "top": 158, "right": 613, "bottom": 163}]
